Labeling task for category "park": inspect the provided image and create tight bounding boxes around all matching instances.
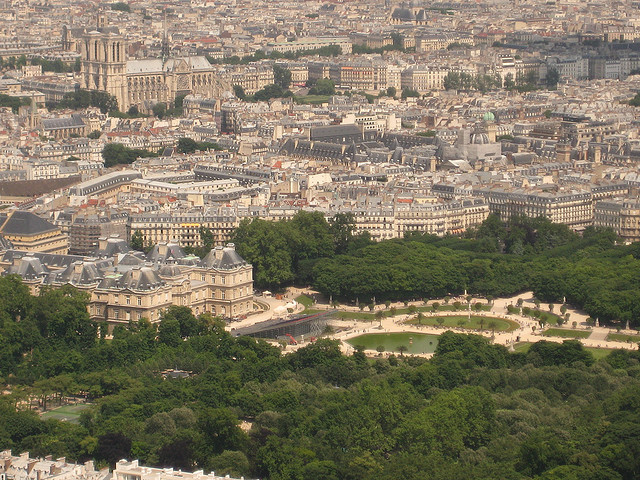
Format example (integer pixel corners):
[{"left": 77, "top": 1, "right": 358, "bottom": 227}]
[{"left": 275, "top": 289, "right": 640, "bottom": 358}]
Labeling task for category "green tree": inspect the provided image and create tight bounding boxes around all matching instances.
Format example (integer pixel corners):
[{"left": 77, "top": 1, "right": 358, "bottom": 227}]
[
  {"left": 102, "top": 143, "right": 156, "bottom": 167},
  {"left": 158, "top": 316, "right": 181, "bottom": 347},
  {"left": 233, "top": 85, "right": 246, "bottom": 100},
  {"left": 401, "top": 87, "right": 420, "bottom": 99},
  {"left": 130, "top": 230, "right": 144, "bottom": 251},
  {"left": 200, "top": 226, "right": 214, "bottom": 252},
  {"left": 177, "top": 138, "right": 200, "bottom": 154},
  {"left": 273, "top": 65, "right": 292, "bottom": 89},
  {"left": 152, "top": 102, "right": 167, "bottom": 118},
  {"left": 309, "top": 78, "right": 335, "bottom": 96},
  {"left": 329, "top": 212, "right": 355, "bottom": 254},
  {"left": 504, "top": 72, "right": 515, "bottom": 90},
  {"left": 111, "top": 2, "right": 131, "bottom": 12},
  {"left": 546, "top": 67, "right": 560, "bottom": 90}
]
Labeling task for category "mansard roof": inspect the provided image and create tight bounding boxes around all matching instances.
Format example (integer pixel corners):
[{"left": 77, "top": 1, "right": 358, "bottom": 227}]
[
  {"left": 201, "top": 243, "right": 247, "bottom": 270},
  {"left": 8, "top": 256, "right": 49, "bottom": 280},
  {"left": 55, "top": 261, "right": 103, "bottom": 286},
  {"left": 98, "top": 266, "right": 165, "bottom": 292},
  {"left": 0, "top": 211, "right": 59, "bottom": 236},
  {"left": 147, "top": 242, "right": 186, "bottom": 264}
]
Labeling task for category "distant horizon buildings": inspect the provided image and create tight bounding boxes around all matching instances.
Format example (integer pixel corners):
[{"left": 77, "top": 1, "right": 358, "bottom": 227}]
[{"left": 0, "top": 451, "right": 249, "bottom": 480}]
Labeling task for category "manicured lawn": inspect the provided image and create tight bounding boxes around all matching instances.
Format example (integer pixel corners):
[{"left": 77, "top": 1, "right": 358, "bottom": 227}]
[
  {"left": 606, "top": 333, "right": 640, "bottom": 343},
  {"left": 406, "top": 315, "right": 519, "bottom": 332},
  {"left": 542, "top": 328, "right": 591, "bottom": 339},
  {"left": 294, "top": 95, "right": 330, "bottom": 104},
  {"left": 538, "top": 311, "right": 564, "bottom": 326},
  {"left": 347, "top": 333, "right": 439, "bottom": 355},
  {"left": 41, "top": 404, "right": 90, "bottom": 424},
  {"left": 337, "top": 311, "right": 375, "bottom": 320},
  {"left": 585, "top": 347, "right": 617, "bottom": 360},
  {"left": 513, "top": 342, "right": 532, "bottom": 353},
  {"left": 431, "top": 304, "right": 492, "bottom": 313},
  {"left": 295, "top": 294, "right": 314, "bottom": 308}
]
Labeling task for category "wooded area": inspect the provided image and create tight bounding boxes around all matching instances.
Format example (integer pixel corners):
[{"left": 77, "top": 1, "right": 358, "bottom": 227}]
[
  {"left": 1, "top": 214, "right": 640, "bottom": 479},
  {"left": 233, "top": 213, "right": 638, "bottom": 328},
  {"left": 0, "top": 284, "right": 638, "bottom": 480}
]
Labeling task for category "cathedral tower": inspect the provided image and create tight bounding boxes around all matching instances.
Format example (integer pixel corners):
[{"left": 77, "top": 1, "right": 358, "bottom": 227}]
[{"left": 80, "top": 31, "right": 128, "bottom": 111}]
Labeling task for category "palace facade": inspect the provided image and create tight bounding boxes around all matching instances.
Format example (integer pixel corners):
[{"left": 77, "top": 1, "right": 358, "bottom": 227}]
[{"left": 0, "top": 237, "right": 253, "bottom": 331}]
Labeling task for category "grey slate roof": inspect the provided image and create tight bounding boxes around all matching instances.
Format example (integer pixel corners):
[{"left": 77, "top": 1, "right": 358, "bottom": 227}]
[
  {"left": 94, "top": 237, "right": 131, "bottom": 257},
  {"left": 42, "top": 114, "right": 86, "bottom": 131},
  {"left": 8, "top": 256, "right": 49, "bottom": 279},
  {"left": 201, "top": 244, "right": 247, "bottom": 270},
  {"left": 98, "top": 266, "right": 165, "bottom": 291},
  {"left": 55, "top": 261, "right": 103, "bottom": 286},
  {"left": 0, "top": 211, "right": 59, "bottom": 236},
  {"left": 147, "top": 243, "right": 186, "bottom": 264},
  {"left": 158, "top": 264, "right": 183, "bottom": 277}
]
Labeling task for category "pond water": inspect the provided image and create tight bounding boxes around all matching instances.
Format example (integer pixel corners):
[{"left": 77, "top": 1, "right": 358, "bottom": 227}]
[{"left": 347, "top": 332, "right": 439, "bottom": 354}]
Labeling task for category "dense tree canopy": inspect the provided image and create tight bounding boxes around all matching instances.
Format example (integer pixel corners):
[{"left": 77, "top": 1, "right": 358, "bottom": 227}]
[
  {"left": 102, "top": 143, "right": 157, "bottom": 167},
  {"left": 176, "top": 138, "right": 222, "bottom": 154},
  {"left": 1, "top": 278, "right": 639, "bottom": 480},
  {"left": 50, "top": 90, "right": 118, "bottom": 114},
  {"left": 232, "top": 211, "right": 370, "bottom": 289},
  {"left": 233, "top": 213, "right": 639, "bottom": 327},
  {"left": 2, "top": 214, "right": 640, "bottom": 479}
]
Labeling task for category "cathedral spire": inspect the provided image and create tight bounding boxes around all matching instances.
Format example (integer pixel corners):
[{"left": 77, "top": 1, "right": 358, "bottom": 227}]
[{"left": 161, "top": 8, "right": 169, "bottom": 62}]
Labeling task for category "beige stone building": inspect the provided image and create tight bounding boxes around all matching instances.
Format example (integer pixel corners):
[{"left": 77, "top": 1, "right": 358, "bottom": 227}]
[
  {"left": 401, "top": 66, "right": 450, "bottom": 92},
  {"left": 79, "top": 31, "right": 228, "bottom": 112},
  {"left": 114, "top": 459, "right": 243, "bottom": 480},
  {"left": 0, "top": 239, "right": 253, "bottom": 331},
  {"left": 225, "top": 65, "right": 274, "bottom": 94},
  {"left": 347, "top": 199, "right": 489, "bottom": 241},
  {"left": 129, "top": 212, "right": 239, "bottom": 248},
  {"left": 0, "top": 210, "right": 68, "bottom": 254},
  {"left": 594, "top": 198, "right": 640, "bottom": 244},
  {"left": 476, "top": 187, "right": 593, "bottom": 231}
]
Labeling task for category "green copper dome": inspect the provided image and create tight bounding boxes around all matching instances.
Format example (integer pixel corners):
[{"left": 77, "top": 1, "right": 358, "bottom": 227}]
[{"left": 482, "top": 111, "right": 495, "bottom": 121}]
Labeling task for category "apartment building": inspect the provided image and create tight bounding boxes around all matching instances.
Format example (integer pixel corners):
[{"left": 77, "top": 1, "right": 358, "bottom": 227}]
[
  {"left": 128, "top": 212, "right": 239, "bottom": 247},
  {"left": 24, "top": 160, "right": 60, "bottom": 180},
  {"left": 346, "top": 199, "right": 489, "bottom": 241},
  {"left": 415, "top": 34, "right": 473, "bottom": 52},
  {"left": 68, "top": 170, "right": 142, "bottom": 199},
  {"left": 114, "top": 459, "right": 244, "bottom": 480},
  {"left": 225, "top": 65, "right": 274, "bottom": 94},
  {"left": 394, "top": 198, "right": 489, "bottom": 237},
  {"left": 263, "top": 37, "right": 352, "bottom": 55},
  {"left": 68, "top": 213, "right": 128, "bottom": 255},
  {"left": 329, "top": 60, "right": 388, "bottom": 92},
  {"left": 0, "top": 450, "right": 108, "bottom": 480},
  {"left": 476, "top": 187, "right": 593, "bottom": 231},
  {"left": 0, "top": 210, "right": 68, "bottom": 254},
  {"left": 594, "top": 198, "right": 640, "bottom": 244},
  {"left": 401, "top": 66, "right": 450, "bottom": 92}
]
